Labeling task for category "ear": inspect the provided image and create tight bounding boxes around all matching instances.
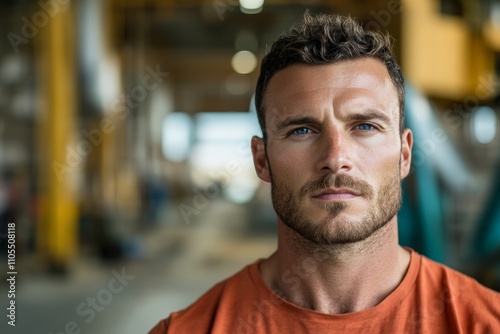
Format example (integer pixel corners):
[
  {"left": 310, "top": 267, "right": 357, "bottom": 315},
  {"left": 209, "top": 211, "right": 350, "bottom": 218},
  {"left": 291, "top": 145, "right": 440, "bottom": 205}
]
[
  {"left": 251, "top": 136, "right": 271, "bottom": 183},
  {"left": 400, "top": 128, "right": 413, "bottom": 179}
]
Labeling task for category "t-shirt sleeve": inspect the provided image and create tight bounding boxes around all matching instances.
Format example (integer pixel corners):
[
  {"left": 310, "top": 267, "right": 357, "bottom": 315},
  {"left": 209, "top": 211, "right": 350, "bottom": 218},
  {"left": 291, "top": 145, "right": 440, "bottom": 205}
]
[{"left": 147, "top": 317, "right": 170, "bottom": 334}]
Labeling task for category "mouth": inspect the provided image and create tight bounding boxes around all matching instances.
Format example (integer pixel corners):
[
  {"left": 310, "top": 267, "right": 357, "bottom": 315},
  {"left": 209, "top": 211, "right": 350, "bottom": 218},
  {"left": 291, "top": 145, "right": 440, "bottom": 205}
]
[{"left": 311, "top": 188, "right": 361, "bottom": 201}]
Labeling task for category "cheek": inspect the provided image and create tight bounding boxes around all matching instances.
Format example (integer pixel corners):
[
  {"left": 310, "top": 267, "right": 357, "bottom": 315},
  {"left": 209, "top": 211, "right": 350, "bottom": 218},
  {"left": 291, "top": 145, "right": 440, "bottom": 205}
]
[
  {"left": 356, "top": 139, "right": 401, "bottom": 178},
  {"left": 267, "top": 144, "right": 312, "bottom": 181}
]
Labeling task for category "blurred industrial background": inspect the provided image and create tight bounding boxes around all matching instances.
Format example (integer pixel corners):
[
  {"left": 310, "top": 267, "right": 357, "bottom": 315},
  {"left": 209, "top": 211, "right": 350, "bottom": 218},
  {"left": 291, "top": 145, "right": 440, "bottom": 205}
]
[{"left": 0, "top": 0, "right": 499, "bottom": 333}]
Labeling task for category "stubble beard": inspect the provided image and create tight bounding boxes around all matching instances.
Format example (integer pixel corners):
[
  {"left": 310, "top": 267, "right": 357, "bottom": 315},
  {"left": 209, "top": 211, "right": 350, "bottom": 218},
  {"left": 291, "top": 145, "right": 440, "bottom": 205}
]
[{"left": 270, "top": 169, "right": 402, "bottom": 246}]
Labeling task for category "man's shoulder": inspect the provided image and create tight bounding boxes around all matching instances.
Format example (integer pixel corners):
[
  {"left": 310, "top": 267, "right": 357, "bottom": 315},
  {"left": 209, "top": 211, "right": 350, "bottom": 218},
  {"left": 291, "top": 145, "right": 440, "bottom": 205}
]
[
  {"left": 416, "top": 253, "right": 500, "bottom": 327},
  {"left": 149, "top": 259, "right": 263, "bottom": 334},
  {"left": 418, "top": 254, "right": 498, "bottom": 298}
]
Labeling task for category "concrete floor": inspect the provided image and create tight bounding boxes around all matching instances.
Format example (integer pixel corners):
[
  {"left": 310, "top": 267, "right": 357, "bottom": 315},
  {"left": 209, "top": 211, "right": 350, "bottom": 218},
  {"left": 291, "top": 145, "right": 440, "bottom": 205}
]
[{"left": 1, "top": 199, "right": 276, "bottom": 334}]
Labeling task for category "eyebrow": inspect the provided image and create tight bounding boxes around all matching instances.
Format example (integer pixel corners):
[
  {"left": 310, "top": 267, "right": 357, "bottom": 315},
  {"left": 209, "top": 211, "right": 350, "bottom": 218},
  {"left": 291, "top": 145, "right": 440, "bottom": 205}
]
[
  {"left": 345, "top": 109, "right": 392, "bottom": 125},
  {"left": 275, "top": 116, "right": 321, "bottom": 132},
  {"left": 274, "top": 109, "right": 392, "bottom": 132}
]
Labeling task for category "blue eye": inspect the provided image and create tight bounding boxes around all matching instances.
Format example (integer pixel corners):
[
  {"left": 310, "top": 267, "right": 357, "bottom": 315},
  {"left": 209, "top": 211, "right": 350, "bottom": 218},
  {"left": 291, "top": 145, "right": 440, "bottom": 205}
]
[
  {"left": 356, "top": 124, "right": 374, "bottom": 131},
  {"left": 291, "top": 127, "right": 312, "bottom": 135}
]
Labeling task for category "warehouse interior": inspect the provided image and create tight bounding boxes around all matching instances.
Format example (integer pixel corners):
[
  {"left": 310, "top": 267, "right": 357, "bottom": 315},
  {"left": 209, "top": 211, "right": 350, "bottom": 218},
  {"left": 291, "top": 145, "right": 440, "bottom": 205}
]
[{"left": 0, "top": 0, "right": 499, "bottom": 332}]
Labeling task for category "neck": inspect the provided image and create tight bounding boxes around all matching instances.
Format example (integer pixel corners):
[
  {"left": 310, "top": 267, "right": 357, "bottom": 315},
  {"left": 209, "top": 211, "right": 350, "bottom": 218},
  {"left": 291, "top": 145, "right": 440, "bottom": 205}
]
[{"left": 259, "top": 218, "right": 410, "bottom": 314}]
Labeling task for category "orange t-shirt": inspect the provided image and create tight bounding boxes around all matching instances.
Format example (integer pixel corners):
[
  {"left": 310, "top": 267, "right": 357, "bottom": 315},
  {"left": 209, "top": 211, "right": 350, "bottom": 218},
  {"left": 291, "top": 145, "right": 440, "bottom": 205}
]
[{"left": 149, "top": 249, "right": 500, "bottom": 333}]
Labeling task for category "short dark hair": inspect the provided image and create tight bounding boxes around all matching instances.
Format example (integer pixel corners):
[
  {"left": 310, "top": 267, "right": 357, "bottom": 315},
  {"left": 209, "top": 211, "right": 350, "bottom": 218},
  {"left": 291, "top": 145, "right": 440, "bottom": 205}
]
[{"left": 255, "top": 12, "right": 405, "bottom": 139}]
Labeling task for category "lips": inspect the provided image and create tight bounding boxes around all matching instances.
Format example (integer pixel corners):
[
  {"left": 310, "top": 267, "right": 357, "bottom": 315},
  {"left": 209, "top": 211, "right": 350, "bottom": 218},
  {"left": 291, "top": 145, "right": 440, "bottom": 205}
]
[{"left": 311, "top": 188, "right": 361, "bottom": 200}]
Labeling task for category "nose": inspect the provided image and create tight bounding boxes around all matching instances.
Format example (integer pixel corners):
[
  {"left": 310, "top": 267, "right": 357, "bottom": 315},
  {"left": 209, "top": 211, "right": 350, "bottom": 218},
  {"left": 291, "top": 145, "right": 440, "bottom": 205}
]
[{"left": 316, "top": 128, "right": 353, "bottom": 173}]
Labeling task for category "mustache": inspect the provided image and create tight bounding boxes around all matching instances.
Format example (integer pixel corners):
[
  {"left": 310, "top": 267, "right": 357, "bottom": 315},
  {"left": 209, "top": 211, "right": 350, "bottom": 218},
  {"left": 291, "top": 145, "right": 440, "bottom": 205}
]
[{"left": 299, "top": 173, "right": 374, "bottom": 200}]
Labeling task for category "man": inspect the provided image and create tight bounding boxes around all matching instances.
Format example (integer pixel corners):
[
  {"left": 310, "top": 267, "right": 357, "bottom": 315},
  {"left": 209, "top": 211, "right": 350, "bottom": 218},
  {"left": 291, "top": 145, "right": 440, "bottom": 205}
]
[{"left": 149, "top": 12, "right": 500, "bottom": 333}]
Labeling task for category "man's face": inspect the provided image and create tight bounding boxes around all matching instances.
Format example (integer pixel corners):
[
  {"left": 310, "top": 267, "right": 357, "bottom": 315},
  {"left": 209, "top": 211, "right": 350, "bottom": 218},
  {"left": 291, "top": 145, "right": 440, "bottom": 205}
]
[{"left": 251, "top": 58, "right": 413, "bottom": 245}]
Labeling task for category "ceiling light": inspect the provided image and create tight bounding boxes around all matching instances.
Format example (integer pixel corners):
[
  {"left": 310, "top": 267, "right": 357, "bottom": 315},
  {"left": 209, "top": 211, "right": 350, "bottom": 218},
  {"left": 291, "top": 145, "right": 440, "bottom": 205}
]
[
  {"left": 239, "top": 0, "right": 264, "bottom": 14},
  {"left": 231, "top": 50, "right": 257, "bottom": 74}
]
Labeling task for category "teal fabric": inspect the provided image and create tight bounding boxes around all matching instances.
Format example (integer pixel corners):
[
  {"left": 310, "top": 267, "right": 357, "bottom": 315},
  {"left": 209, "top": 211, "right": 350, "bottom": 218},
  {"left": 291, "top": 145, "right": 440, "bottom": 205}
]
[
  {"left": 398, "top": 85, "right": 446, "bottom": 263},
  {"left": 472, "top": 164, "right": 500, "bottom": 260},
  {"left": 399, "top": 84, "right": 500, "bottom": 275}
]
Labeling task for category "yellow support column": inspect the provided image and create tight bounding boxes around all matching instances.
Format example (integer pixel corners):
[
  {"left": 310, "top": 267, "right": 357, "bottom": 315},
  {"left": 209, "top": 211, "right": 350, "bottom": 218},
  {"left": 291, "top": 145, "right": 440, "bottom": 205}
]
[{"left": 36, "top": 3, "right": 79, "bottom": 272}]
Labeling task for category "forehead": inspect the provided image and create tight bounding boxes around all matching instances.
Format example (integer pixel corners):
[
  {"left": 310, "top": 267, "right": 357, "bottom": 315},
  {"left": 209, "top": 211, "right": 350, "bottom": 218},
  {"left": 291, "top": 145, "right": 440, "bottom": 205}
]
[{"left": 264, "top": 58, "right": 399, "bottom": 120}]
